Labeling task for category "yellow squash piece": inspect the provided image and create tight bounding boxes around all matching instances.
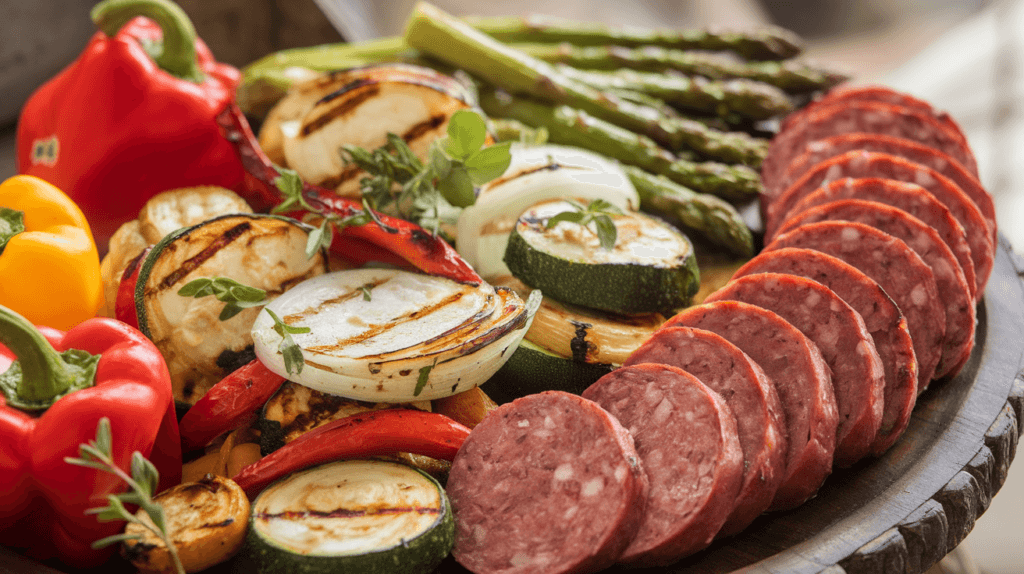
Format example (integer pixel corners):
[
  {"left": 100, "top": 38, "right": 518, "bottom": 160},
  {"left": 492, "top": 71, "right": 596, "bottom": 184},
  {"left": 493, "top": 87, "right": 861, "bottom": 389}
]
[{"left": 0, "top": 175, "right": 102, "bottom": 329}]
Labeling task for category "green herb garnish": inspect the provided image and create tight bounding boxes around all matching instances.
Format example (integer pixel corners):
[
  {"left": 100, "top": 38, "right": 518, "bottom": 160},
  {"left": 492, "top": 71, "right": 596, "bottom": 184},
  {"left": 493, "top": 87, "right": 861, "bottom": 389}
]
[
  {"left": 264, "top": 308, "right": 310, "bottom": 376},
  {"left": 545, "top": 198, "right": 623, "bottom": 250},
  {"left": 359, "top": 283, "right": 374, "bottom": 302},
  {"left": 343, "top": 109, "right": 512, "bottom": 236},
  {"left": 64, "top": 418, "right": 185, "bottom": 574},
  {"left": 414, "top": 358, "right": 438, "bottom": 397},
  {"left": 177, "top": 277, "right": 269, "bottom": 321}
]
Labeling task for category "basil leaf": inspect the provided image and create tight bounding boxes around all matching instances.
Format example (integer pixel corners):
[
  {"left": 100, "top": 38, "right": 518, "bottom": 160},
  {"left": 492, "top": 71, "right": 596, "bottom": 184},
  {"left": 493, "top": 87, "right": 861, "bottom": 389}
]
[
  {"left": 545, "top": 211, "right": 586, "bottom": 229},
  {"left": 465, "top": 141, "right": 513, "bottom": 185},
  {"left": 445, "top": 109, "right": 487, "bottom": 160},
  {"left": 177, "top": 278, "right": 212, "bottom": 298},
  {"left": 593, "top": 215, "right": 618, "bottom": 250},
  {"left": 437, "top": 165, "right": 476, "bottom": 208}
]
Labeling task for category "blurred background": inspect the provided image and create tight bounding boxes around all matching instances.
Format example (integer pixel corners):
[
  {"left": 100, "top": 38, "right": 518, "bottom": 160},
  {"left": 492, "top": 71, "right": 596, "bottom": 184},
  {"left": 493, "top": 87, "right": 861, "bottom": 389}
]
[{"left": 0, "top": 1, "right": 1021, "bottom": 572}]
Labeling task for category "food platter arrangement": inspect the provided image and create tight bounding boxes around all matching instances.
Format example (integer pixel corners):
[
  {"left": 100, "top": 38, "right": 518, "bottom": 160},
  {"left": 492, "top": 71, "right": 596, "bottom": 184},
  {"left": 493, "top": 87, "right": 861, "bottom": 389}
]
[{"left": 1, "top": 1, "right": 1022, "bottom": 573}]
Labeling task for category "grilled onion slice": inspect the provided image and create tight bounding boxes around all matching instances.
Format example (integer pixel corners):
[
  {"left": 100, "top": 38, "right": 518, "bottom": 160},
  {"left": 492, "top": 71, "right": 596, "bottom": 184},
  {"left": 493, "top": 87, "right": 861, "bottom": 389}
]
[
  {"left": 456, "top": 144, "right": 639, "bottom": 279},
  {"left": 280, "top": 66, "right": 475, "bottom": 197},
  {"left": 251, "top": 269, "right": 540, "bottom": 402}
]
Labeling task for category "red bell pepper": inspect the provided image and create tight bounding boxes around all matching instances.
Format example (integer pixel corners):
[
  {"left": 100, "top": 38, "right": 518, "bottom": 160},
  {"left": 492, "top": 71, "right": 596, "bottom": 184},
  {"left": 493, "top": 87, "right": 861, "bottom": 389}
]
[
  {"left": 16, "top": 0, "right": 246, "bottom": 251},
  {"left": 233, "top": 409, "right": 471, "bottom": 499},
  {"left": 0, "top": 305, "right": 181, "bottom": 568},
  {"left": 217, "top": 104, "right": 483, "bottom": 285},
  {"left": 178, "top": 359, "right": 285, "bottom": 452}
]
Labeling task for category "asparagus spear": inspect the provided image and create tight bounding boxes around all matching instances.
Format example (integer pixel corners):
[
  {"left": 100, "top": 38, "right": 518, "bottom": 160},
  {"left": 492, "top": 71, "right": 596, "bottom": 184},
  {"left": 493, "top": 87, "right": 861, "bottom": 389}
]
[
  {"left": 488, "top": 118, "right": 550, "bottom": 145},
  {"left": 554, "top": 64, "right": 793, "bottom": 120},
  {"left": 404, "top": 2, "right": 768, "bottom": 166},
  {"left": 462, "top": 14, "right": 802, "bottom": 61},
  {"left": 624, "top": 166, "right": 754, "bottom": 257},
  {"left": 479, "top": 90, "right": 762, "bottom": 201},
  {"left": 517, "top": 43, "right": 848, "bottom": 93}
]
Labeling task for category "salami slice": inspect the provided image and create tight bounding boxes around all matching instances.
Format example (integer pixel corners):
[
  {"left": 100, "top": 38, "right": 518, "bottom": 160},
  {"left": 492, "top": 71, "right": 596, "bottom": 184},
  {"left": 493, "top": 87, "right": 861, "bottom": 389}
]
[
  {"left": 706, "top": 273, "right": 884, "bottom": 467},
  {"left": 582, "top": 364, "right": 743, "bottom": 566},
  {"left": 786, "top": 177, "right": 979, "bottom": 302},
  {"left": 778, "top": 85, "right": 970, "bottom": 145},
  {"left": 623, "top": 327, "right": 787, "bottom": 536},
  {"left": 766, "top": 221, "right": 946, "bottom": 388},
  {"left": 776, "top": 200, "right": 975, "bottom": 380},
  {"left": 763, "top": 151, "right": 993, "bottom": 295},
  {"left": 761, "top": 100, "right": 979, "bottom": 188},
  {"left": 448, "top": 391, "right": 649, "bottom": 574},
  {"left": 767, "top": 133, "right": 995, "bottom": 248},
  {"left": 733, "top": 248, "right": 917, "bottom": 455},
  {"left": 662, "top": 301, "right": 837, "bottom": 511}
]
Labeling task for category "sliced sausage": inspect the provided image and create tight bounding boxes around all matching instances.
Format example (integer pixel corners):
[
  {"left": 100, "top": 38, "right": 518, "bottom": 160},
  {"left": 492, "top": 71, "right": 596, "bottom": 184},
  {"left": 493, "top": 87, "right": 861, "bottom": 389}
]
[
  {"left": 448, "top": 391, "right": 649, "bottom": 574},
  {"left": 765, "top": 221, "right": 945, "bottom": 390},
  {"left": 776, "top": 200, "right": 975, "bottom": 380},
  {"left": 761, "top": 100, "right": 979, "bottom": 189},
  {"left": 767, "top": 133, "right": 995, "bottom": 248},
  {"left": 623, "top": 326, "right": 787, "bottom": 537},
  {"left": 582, "top": 364, "right": 743, "bottom": 566},
  {"left": 706, "top": 273, "right": 884, "bottom": 467},
  {"left": 733, "top": 248, "right": 917, "bottom": 455},
  {"left": 763, "top": 151, "right": 993, "bottom": 295},
  {"left": 662, "top": 301, "right": 837, "bottom": 511},
  {"left": 784, "top": 177, "right": 978, "bottom": 302},
  {"left": 778, "top": 85, "right": 970, "bottom": 146}
]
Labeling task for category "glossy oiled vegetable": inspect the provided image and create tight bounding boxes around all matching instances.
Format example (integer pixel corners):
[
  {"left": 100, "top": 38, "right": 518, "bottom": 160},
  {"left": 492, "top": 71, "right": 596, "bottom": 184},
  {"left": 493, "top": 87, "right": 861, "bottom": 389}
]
[
  {"left": 404, "top": 2, "right": 768, "bottom": 165},
  {"left": 0, "top": 175, "right": 103, "bottom": 330},
  {"left": 250, "top": 268, "right": 539, "bottom": 402},
  {"left": 243, "top": 459, "right": 454, "bottom": 574},
  {"left": 122, "top": 475, "right": 250, "bottom": 574}
]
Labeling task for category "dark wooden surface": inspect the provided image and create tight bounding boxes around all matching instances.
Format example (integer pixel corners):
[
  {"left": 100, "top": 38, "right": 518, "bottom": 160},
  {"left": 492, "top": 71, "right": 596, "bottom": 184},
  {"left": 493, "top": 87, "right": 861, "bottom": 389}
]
[{"left": 3, "top": 236, "right": 1023, "bottom": 574}]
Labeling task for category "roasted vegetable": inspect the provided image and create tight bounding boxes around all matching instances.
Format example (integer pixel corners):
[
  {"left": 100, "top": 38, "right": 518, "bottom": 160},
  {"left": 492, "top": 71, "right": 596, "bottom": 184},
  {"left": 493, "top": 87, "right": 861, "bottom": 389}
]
[{"left": 121, "top": 475, "right": 250, "bottom": 574}]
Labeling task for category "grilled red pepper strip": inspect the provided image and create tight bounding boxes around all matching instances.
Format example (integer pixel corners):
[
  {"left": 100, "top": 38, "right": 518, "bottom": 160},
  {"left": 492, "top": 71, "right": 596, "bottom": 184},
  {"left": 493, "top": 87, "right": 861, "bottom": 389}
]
[
  {"left": 233, "top": 408, "right": 471, "bottom": 498},
  {"left": 16, "top": 0, "right": 247, "bottom": 251},
  {"left": 113, "top": 246, "right": 151, "bottom": 329},
  {"left": 0, "top": 306, "right": 180, "bottom": 568},
  {"left": 178, "top": 358, "right": 285, "bottom": 452},
  {"left": 217, "top": 104, "right": 483, "bottom": 285}
]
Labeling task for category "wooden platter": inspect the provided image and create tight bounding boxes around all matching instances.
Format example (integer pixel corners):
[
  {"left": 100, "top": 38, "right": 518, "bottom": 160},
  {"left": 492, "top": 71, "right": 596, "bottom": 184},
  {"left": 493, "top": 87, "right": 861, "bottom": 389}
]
[{"left": 3, "top": 235, "right": 1023, "bottom": 574}]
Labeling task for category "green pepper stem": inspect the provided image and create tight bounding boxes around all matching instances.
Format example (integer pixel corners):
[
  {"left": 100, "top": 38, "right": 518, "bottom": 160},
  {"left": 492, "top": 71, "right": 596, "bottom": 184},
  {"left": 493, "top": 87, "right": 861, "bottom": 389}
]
[
  {"left": 91, "top": 0, "right": 204, "bottom": 83},
  {"left": 0, "top": 306, "right": 78, "bottom": 402}
]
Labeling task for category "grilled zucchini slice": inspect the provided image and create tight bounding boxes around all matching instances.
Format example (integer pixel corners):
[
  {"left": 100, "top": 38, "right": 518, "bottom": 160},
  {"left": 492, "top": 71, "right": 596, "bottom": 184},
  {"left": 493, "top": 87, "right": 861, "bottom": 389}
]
[
  {"left": 504, "top": 199, "right": 700, "bottom": 314},
  {"left": 243, "top": 459, "right": 454, "bottom": 574},
  {"left": 135, "top": 213, "right": 328, "bottom": 408}
]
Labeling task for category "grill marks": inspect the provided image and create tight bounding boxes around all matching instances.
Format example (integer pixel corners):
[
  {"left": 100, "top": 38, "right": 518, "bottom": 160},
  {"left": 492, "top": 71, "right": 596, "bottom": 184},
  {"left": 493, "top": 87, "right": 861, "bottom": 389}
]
[
  {"left": 156, "top": 221, "right": 251, "bottom": 291},
  {"left": 289, "top": 277, "right": 490, "bottom": 355},
  {"left": 300, "top": 83, "right": 382, "bottom": 137},
  {"left": 257, "top": 507, "right": 442, "bottom": 521}
]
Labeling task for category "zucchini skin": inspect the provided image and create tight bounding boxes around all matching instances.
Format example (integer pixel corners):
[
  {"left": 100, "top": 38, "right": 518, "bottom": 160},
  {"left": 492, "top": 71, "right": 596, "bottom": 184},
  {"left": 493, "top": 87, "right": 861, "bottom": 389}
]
[
  {"left": 504, "top": 225, "right": 699, "bottom": 315},
  {"left": 240, "top": 463, "right": 455, "bottom": 574},
  {"left": 482, "top": 339, "right": 613, "bottom": 403}
]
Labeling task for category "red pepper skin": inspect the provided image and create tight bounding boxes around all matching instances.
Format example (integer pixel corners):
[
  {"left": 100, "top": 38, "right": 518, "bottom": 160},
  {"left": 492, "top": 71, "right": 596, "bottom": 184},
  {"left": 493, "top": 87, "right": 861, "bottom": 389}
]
[
  {"left": 178, "top": 359, "right": 286, "bottom": 452},
  {"left": 113, "top": 245, "right": 151, "bottom": 329},
  {"left": 0, "top": 318, "right": 181, "bottom": 568},
  {"left": 233, "top": 409, "right": 471, "bottom": 499},
  {"left": 16, "top": 17, "right": 246, "bottom": 250},
  {"left": 217, "top": 104, "right": 483, "bottom": 285}
]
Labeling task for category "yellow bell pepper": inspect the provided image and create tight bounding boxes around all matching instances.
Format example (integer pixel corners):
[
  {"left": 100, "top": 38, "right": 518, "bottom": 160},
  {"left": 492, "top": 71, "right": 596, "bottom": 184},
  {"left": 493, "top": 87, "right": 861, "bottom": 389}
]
[{"left": 0, "top": 175, "right": 103, "bottom": 329}]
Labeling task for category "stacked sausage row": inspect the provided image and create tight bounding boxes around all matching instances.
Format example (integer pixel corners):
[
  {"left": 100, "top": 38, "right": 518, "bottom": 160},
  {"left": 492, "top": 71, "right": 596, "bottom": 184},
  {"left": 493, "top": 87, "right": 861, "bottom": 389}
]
[{"left": 443, "top": 85, "right": 996, "bottom": 574}]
